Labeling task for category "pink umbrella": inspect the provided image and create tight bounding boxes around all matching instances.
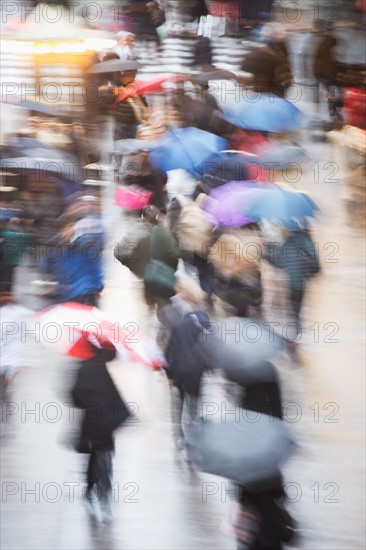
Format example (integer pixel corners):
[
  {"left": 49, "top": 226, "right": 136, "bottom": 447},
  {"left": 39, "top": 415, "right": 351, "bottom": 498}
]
[
  {"left": 36, "top": 302, "right": 164, "bottom": 369},
  {"left": 202, "top": 181, "right": 269, "bottom": 228}
]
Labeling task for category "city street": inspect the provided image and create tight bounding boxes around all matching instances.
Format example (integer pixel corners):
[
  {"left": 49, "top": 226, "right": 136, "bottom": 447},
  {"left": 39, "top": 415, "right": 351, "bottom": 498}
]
[
  {"left": 1, "top": 117, "right": 365, "bottom": 549},
  {"left": 1, "top": 6, "right": 365, "bottom": 548}
]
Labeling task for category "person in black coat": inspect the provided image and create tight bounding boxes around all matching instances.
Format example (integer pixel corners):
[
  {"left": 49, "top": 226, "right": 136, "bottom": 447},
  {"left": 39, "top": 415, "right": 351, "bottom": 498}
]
[
  {"left": 235, "top": 364, "right": 297, "bottom": 550},
  {"left": 71, "top": 344, "right": 130, "bottom": 521}
]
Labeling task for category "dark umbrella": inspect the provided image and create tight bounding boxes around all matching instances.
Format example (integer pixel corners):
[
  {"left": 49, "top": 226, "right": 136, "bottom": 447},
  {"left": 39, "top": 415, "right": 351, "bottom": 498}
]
[
  {"left": 0, "top": 158, "right": 82, "bottom": 197},
  {"left": 187, "top": 414, "right": 296, "bottom": 485},
  {"left": 194, "top": 151, "right": 263, "bottom": 186},
  {"left": 88, "top": 59, "right": 142, "bottom": 74},
  {"left": 189, "top": 65, "right": 237, "bottom": 83},
  {"left": 194, "top": 317, "right": 285, "bottom": 386},
  {"left": 6, "top": 99, "right": 67, "bottom": 117}
]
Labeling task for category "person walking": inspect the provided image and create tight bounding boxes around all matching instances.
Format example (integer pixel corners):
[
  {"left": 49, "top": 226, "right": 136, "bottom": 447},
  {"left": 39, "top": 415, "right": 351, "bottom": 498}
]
[
  {"left": 235, "top": 365, "right": 297, "bottom": 550},
  {"left": 71, "top": 343, "right": 130, "bottom": 522},
  {"left": 156, "top": 276, "right": 208, "bottom": 449},
  {"left": 264, "top": 225, "right": 320, "bottom": 353},
  {"left": 45, "top": 201, "right": 104, "bottom": 306}
]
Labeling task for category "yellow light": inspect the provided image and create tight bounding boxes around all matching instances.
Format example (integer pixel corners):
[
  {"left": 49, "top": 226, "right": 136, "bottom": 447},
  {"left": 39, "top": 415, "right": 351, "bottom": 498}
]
[{"left": 0, "top": 38, "right": 117, "bottom": 55}]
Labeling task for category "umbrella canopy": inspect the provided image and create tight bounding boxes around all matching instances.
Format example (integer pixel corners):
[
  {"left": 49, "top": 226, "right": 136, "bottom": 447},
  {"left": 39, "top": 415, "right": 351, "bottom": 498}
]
[
  {"left": 149, "top": 127, "right": 228, "bottom": 173},
  {"left": 115, "top": 74, "right": 188, "bottom": 102},
  {"left": 189, "top": 65, "right": 237, "bottom": 84},
  {"left": 187, "top": 414, "right": 296, "bottom": 485},
  {"left": 246, "top": 187, "right": 319, "bottom": 228},
  {"left": 202, "top": 180, "right": 265, "bottom": 228},
  {"left": 194, "top": 317, "right": 285, "bottom": 386},
  {"left": 0, "top": 156, "right": 82, "bottom": 196},
  {"left": 89, "top": 59, "right": 142, "bottom": 74},
  {"left": 218, "top": 93, "right": 304, "bottom": 133},
  {"left": 7, "top": 99, "right": 67, "bottom": 117},
  {"left": 194, "top": 150, "right": 263, "bottom": 188},
  {"left": 36, "top": 302, "right": 164, "bottom": 369}
]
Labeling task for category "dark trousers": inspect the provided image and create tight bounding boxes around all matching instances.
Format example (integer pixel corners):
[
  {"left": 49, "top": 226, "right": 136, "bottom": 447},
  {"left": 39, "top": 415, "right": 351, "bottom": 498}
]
[
  {"left": 289, "top": 286, "right": 305, "bottom": 337},
  {"left": 87, "top": 449, "right": 113, "bottom": 504}
]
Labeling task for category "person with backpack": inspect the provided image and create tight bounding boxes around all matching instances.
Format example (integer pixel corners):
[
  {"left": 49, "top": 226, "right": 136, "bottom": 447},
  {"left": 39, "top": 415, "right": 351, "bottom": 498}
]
[
  {"left": 264, "top": 225, "right": 320, "bottom": 348},
  {"left": 167, "top": 193, "right": 216, "bottom": 302},
  {"left": 114, "top": 205, "right": 180, "bottom": 309}
]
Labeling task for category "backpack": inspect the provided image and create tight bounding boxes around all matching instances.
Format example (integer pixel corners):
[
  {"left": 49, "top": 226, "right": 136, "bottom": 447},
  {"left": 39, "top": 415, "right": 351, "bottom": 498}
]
[{"left": 175, "top": 194, "right": 214, "bottom": 258}]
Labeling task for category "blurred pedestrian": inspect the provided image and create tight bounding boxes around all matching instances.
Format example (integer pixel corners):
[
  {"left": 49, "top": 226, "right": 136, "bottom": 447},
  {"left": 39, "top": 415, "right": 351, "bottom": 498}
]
[
  {"left": 240, "top": 23, "right": 293, "bottom": 98},
  {"left": 140, "top": 205, "right": 180, "bottom": 309},
  {"left": 163, "top": 280, "right": 209, "bottom": 450},
  {"left": 234, "top": 364, "right": 297, "bottom": 550},
  {"left": 71, "top": 343, "right": 130, "bottom": 522},
  {"left": 114, "top": 205, "right": 180, "bottom": 309},
  {"left": 99, "top": 69, "right": 149, "bottom": 141},
  {"left": 263, "top": 225, "right": 320, "bottom": 351},
  {"left": 45, "top": 199, "right": 104, "bottom": 306},
  {"left": 122, "top": 149, "right": 168, "bottom": 213},
  {"left": 0, "top": 217, "right": 29, "bottom": 295},
  {"left": 311, "top": 20, "right": 344, "bottom": 120}
]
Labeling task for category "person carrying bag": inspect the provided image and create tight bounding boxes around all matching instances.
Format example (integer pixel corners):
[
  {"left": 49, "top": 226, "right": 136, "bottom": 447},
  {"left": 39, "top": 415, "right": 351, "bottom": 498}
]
[
  {"left": 141, "top": 205, "right": 180, "bottom": 307},
  {"left": 143, "top": 225, "right": 177, "bottom": 300}
]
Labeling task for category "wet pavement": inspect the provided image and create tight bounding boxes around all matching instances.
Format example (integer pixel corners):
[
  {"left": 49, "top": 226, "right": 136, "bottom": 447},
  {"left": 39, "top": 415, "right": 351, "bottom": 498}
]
[{"left": 1, "top": 90, "right": 365, "bottom": 549}]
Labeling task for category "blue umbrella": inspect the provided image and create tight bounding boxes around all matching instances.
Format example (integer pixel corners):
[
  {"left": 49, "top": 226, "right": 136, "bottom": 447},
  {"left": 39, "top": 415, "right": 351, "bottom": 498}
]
[
  {"left": 194, "top": 150, "right": 263, "bottom": 188},
  {"left": 149, "top": 127, "right": 227, "bottom": 173},
  {"left": 246, "top": 187, "right": 319, "bottom": 228},
  {"left": 218, "top": 93, "right": 304, "bottom": 133}
]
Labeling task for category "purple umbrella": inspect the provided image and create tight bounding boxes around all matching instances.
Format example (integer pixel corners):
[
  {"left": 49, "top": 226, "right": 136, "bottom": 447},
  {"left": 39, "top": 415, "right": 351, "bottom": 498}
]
[{"left": 202, "top": 180, "right": 268, "bottom": 228}]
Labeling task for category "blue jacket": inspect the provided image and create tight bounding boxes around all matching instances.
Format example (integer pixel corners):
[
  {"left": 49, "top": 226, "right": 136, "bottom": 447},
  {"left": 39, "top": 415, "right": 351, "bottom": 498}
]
[{"left": 47, "top": 233, "right": 104, "bottom": 301}]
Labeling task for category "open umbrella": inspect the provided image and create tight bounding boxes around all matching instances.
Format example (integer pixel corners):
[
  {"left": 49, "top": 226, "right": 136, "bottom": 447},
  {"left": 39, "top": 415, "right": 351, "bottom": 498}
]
[
  {"left": 194, "top": 317, "right": 285, "bottom": 386},
  {"left": 88, "top": 59, "right": 142, "bottom": 74},
  {"left": 149, "top": 127, "right": 228, "bottom": 173},
  {"left": 194, "top": 150, "right": 262, "bottom": 188},
  {"left": 246, "top": 187, "right": 319, "bottom": 228},
  {"left": 36, "top": 302, "right": 164, "bottom": 369},
  {"left": 189, "top": 65, "right": 237, "bottom": 84},
  {"left": 202, "top": 180, "right": 266, "bottom": 228},
  {"left": 0, "top": 157, "right": 82, "bottom": 196},
  {"left": 114, "top": 74, "right": 188, "bottom": 102},
  {"left": 218, "top": 93, "right": 304, "bottom": 133},
  {"left": 6, "top": 99, "right": 67, "bottom": 117},
  {"left": 187, "top": 414, "right": 296, "bottom": 485}
]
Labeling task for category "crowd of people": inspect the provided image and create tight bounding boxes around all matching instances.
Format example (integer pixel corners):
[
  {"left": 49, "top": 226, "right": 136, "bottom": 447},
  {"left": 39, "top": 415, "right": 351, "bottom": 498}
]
[{"left": 1, "top": 3, "right": 365, "bottom": 549}]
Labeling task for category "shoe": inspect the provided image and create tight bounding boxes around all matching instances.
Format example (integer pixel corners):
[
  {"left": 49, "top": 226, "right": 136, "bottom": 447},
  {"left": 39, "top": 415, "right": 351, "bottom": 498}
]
[
  {"left": 84, "top": 487, "right": 98, "bottom": 518},
  {"left": 101, "top": 501, "right": 113, "bottom": 524}
]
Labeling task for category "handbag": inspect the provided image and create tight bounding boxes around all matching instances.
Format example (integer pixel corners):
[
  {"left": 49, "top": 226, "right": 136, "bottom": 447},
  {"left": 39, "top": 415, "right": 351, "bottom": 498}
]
[
  {"left": 143, "top": 226, "right": 177, "bottom": 298},
  {"left": 114, "top": 185, "right": 152, "bottom": 210}
]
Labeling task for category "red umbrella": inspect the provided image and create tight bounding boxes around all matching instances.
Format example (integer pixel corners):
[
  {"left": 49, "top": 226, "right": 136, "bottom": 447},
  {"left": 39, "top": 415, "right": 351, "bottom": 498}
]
[
  {"left": 36, "top": 302, "right": 164, "bottom": 369},
  {"left": 115, "top": 74, "right": 187, "bottom": 102}
]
